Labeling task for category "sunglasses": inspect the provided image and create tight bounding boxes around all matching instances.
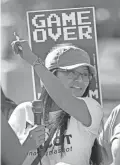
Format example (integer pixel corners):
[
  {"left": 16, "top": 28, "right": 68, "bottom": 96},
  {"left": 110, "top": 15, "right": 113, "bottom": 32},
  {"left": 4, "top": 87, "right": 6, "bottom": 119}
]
[{"left": 57, "top": 68, "right": 92, "bottom": 81}]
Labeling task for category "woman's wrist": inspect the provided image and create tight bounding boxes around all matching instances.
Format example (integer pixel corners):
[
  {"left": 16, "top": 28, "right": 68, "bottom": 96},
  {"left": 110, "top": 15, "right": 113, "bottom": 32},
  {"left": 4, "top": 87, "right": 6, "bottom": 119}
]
[{"left": 28, "top": 55, "right": 38, "bottom": 65}]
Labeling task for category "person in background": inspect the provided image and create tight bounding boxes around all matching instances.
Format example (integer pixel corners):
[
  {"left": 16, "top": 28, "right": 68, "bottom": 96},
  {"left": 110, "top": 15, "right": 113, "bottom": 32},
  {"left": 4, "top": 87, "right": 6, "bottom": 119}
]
[
  {"left": 1, "top": 111, "right": 45, "bottom": 165},
  {"left": 114, "top": 138, "right": 120, "bottom": 165},
  {"left": 99, "top": 104, "right": 120, "bottom": 165},
  {"left": 9, "top": 40, "right": 103, "bottom": 165}
]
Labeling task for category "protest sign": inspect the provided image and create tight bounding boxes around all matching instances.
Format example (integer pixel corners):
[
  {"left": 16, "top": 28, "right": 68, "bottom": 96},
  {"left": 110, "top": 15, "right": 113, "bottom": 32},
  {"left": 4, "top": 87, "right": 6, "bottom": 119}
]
[{"left": 27, "top": 7, "right": 102, "bottom": 105}]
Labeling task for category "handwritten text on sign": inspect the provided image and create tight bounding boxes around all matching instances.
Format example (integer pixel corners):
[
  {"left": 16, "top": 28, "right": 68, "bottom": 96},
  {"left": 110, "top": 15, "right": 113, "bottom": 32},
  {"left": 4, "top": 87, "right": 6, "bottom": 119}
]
[{"left": 32, "top": 11, "right": 93, "bottom": 42}]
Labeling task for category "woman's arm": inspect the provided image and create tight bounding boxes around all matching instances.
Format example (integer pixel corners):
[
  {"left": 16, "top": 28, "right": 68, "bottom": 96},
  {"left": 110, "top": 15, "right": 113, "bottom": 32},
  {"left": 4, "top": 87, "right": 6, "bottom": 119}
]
[
  {"left": 15, "top": 40, "right": 97, "bottom": 126},
  {"left": 1, "top": 112, "right": 28, "bottom": 165}
]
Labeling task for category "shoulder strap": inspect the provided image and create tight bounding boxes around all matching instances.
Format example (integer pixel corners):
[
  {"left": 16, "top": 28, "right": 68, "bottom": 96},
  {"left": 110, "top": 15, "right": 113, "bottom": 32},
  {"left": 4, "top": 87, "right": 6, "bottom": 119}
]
[{"left": 31, "top": 125, "right": 58, "bottom": 165}]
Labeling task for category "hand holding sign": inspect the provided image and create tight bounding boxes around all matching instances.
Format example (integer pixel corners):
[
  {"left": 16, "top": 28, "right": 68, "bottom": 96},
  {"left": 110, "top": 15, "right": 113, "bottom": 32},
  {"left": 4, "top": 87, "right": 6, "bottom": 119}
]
[
  {"left": 23, "top": 125, "right": 45, "bottom": 151},
  {"left": 12, "top": 35, "right": 37, "bottom": 65}
]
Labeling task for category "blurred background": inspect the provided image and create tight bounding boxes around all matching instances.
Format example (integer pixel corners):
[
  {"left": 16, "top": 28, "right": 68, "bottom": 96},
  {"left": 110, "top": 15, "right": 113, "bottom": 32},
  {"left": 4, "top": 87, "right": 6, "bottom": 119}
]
[{"left": 1, "top": 0, "right": 120, "bottom": 122}]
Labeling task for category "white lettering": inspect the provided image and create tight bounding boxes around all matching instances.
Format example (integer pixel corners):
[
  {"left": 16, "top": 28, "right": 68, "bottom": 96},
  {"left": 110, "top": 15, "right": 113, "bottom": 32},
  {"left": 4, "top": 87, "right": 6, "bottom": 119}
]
[
  {"left": 33, "top": 29, "right": 47, "bottom": 42},
  {"left": 63, "top": 26, "right": 77, "bottom": 40},
  {"left": 48, "top": 27, "right": 62, "bottom": 41},
  {"left": 32, "top": 11, "right": 93, "bottom": 42},
  {"left": 32, "top": 14, "right": 46, "bottom": 28},
  {"left": 78, "top": 26, "right": 92, "bottom": 39},
  {"left": 47, "top": 13, "right": 61, "bottom": 27},
  {"left": 77, "top": 11, "right": 91, "bottom": 25},
  {"left": 62, "top": 12, "right": 76, "bottom": 26},
  {"left": 89, "top": 89, "right": 98, "bottom": 98}
]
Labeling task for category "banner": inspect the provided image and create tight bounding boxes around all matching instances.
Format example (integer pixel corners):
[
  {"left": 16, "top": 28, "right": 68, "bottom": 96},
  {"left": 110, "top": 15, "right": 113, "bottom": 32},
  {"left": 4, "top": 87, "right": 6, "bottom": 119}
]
[{"left": 27, "top": 7, "right": 102, "bottom": 105}]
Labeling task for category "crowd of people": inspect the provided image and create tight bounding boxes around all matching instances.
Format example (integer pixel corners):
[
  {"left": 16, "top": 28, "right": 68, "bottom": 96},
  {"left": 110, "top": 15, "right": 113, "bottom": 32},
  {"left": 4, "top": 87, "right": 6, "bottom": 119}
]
[{"left": 1, "top": 38, "right": 120, "bottom": 165}]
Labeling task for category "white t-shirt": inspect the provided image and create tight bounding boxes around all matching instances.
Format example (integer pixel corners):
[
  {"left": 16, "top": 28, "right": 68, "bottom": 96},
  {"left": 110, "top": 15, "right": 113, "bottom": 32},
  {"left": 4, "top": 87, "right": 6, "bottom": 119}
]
[{"left": 8, "top": 97, "right": 103, "bottom": 165}]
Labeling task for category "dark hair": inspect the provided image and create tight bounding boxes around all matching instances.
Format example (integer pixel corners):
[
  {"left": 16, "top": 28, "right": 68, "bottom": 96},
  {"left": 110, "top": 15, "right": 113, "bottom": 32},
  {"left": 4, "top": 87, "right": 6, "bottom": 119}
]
[
  {"left": 1, "top": 87, "right": 17, "bottom": 120},
  {"left": 39, "top": 69, "right": 103, "bottom": 165},
  {"left": 90, "top": 139, "right": 103, "bottom": 165}
]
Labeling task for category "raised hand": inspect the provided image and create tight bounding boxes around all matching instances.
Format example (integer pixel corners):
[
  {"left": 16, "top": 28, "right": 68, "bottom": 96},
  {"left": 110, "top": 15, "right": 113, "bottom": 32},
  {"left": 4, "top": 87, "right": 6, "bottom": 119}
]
[{"left": 11, "top": 33, "right": 37, "bottom": 65}]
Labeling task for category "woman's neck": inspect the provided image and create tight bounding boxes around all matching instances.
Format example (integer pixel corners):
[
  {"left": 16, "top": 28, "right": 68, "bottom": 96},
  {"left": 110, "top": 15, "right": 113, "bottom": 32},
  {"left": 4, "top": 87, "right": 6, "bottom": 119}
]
[{"left": 50, "top": 101, "right": 61, "bottom": 112}]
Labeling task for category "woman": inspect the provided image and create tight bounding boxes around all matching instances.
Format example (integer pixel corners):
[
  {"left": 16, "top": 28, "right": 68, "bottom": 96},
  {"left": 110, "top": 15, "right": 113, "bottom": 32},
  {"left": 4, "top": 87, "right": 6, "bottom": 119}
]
[{"left": 9, "top": 40, "right": 103, "bottom": 165}]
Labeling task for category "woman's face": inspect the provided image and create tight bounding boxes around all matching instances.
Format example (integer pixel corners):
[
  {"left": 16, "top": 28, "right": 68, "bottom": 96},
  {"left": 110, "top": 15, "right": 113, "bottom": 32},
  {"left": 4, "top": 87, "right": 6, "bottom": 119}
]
[{"left": 57, "top": 66, "right": 91, "bottom": 97}]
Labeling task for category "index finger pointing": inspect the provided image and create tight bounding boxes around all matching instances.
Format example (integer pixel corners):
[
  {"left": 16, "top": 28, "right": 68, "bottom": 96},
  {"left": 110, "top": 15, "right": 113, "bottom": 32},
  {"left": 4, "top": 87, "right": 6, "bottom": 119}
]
[{"left": 14, "top": 32, "right": 20, "bottom": 41}]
